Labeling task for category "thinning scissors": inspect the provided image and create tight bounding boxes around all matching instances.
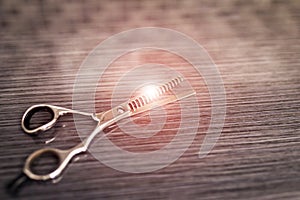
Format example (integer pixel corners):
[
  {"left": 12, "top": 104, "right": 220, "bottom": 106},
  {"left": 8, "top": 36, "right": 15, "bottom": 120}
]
[{"left": 21, "top": 76, "right": 195, "bottom": 181}]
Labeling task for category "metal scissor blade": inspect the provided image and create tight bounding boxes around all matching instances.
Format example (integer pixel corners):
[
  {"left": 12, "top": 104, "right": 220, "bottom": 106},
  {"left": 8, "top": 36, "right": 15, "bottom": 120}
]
[
  {"left": 93, "top": 90, "right": 195, "bottom": 125},
  {"left": 94, "top": 76, "right": 190, "bottom": 124},
  {"left": 130, "top": 90, "right": 196, "bottom": 116}
]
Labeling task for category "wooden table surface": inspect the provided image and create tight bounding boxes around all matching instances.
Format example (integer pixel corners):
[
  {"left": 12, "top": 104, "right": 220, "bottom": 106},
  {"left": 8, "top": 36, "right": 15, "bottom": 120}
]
[{"left": 1, "top": 0, "right": 300, "bottom": 199}]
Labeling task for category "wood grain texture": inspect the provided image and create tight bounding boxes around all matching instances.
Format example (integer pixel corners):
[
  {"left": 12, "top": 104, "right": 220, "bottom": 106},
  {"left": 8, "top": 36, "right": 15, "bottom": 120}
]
[{"left": 0, "top": 0, "right": 300, "bottom": 199}]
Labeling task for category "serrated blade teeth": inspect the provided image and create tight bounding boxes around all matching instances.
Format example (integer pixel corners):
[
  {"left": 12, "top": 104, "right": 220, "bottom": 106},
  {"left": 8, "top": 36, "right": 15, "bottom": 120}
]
[{"left": 128, "top": 76, "right": 184, "bottom": 112}]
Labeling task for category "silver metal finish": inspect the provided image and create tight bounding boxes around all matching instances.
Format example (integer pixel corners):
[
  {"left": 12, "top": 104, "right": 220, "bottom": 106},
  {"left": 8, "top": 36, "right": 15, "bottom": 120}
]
[{"left": 21, "top": 76, "right": 195, "bottom": 181}]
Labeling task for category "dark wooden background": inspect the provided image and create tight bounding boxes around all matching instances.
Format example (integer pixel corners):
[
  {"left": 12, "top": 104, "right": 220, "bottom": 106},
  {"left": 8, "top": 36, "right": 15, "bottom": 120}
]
[{"left": 1, "top": 0, "right": 300, "bottom": 199}]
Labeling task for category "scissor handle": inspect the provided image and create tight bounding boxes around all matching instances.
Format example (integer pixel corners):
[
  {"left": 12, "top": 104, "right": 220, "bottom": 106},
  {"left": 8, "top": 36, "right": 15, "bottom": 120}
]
[
  {"left": 23, "top": 143, "right": 86, "bottom": 181},
  {"left": 22, "top": 104, "right": 95, "bottom": 135},
  {"left": 21, "top": 104, "right": 74, "bottom": 135}
]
